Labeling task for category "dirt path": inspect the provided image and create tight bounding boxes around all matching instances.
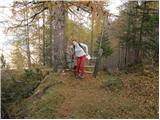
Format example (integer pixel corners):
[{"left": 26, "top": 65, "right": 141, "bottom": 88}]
[
  {"left": 53, "top": 71, "right": 159, "bottom": 119},
  {"left": 4, "top": 70, "right": 158, "bottom": 118},
  {"left": 55, "top": 72, "right": 108, "bottom": 118}
]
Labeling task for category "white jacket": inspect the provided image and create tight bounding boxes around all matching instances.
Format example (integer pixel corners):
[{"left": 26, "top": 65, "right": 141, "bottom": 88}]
[{"left": 74, "top": 43, "right": 88, "bottom": 57}]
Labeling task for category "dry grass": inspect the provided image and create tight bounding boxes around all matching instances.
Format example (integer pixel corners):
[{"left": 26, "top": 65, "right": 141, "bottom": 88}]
[{"left": 2, "top": 68, "right": 159, "bottom": 119}]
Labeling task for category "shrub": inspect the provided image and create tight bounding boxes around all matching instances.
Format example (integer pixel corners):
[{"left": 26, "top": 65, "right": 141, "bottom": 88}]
[
  {"left": 2, "top": 68, "right": 43, "bottom": 102},
  {"left": 101, "top": 77, "right": 123, "bottom": 90}
]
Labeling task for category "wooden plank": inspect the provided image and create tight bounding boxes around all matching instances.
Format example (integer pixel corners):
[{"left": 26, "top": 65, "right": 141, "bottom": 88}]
[
  {"left": 90, "top": 57, "right": 96, "bottom": 60},
  {"left": 84, "top": 65, "right": 95, "bottom": 68},
  {"left": 84, "top": 70, "right": 93, "bottom": 74}
]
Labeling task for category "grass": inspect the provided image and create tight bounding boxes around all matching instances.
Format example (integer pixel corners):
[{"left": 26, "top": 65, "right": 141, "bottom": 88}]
[
  {"left": 101, "top": 77, "right": 123, "bottom": 91},
  {"left": 6, "top": 72, "right": 64, "bottom": 119},
  {"left": 2, "top": 67, "right": 159, "bottom": 119},
  {"left": 1, "top": 68, "right": 43, "bottom": 102},
  {"left": 71, "top": 92, "right": 145, "bottom": 119}
]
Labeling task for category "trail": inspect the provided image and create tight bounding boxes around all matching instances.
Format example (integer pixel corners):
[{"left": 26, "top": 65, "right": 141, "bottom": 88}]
[
  {"left": 55, "top": 72, "right": 107, "bottom": 118},
  {"left": 53, "top": 70, "right": 158, "bottom": 119},
  {"left": 3, "top": 70, "right": 158, "bottom": 118}
]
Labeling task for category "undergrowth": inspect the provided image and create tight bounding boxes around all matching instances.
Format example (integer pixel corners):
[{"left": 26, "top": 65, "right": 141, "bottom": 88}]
[{"left": 101, "top": 77, "right": 123, "bottom": 91}]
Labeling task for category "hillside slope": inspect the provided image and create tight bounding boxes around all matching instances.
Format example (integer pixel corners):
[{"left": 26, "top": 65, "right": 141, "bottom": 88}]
[{"left": 2, "top": 68, "right": 159, "bottom": 119}]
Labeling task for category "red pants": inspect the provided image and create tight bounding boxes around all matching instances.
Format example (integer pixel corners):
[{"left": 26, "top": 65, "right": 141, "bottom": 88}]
[{"left": 75, "top": 55, "right": 86, "bottom": 76}]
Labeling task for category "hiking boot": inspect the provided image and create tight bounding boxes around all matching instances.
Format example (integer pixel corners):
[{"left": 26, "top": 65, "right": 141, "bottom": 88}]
[{"left": 79, "top": 74, "right": 85, "bottom": 79}]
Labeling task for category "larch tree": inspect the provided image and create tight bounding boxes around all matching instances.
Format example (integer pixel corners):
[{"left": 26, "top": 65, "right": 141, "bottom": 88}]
[{"left": 8, "top": 1, "right": 110, "bottom": 71}]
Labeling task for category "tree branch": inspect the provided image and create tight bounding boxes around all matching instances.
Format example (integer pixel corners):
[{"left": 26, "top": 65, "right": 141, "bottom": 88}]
[{"left": 8, "top": 7, "right": 47, "bottom": 30}]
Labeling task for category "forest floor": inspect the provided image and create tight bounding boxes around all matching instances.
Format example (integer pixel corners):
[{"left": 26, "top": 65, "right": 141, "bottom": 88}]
[{"left": 2, "top": 66, "right": 159, "bottom": 119}]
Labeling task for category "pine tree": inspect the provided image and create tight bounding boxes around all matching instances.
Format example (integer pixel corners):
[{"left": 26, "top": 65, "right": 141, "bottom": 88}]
[
  {"left": 11, "top": 41, "right": 26, "bottom": 69},
  {"left": 1, "top": 54, "right": 6, "bottom": 69},
  {"left": 101, "top": 32, "right": 113, "bottom": 57}
]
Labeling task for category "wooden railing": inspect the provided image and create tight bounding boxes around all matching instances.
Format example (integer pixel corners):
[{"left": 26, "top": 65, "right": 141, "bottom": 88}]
[{"left": 84, "top": 57, "right": 96, "bottom": 74}]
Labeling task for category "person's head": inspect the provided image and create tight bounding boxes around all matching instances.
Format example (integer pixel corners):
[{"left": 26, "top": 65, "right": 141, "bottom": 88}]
[{"left": 72, "top": 40, "right": 78, "bottom": 46}]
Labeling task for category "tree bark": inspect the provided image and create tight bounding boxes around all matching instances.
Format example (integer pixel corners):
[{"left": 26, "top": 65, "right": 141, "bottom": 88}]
[
  {"left": 90, "top": 15, "right": 94, "bottom": 57},
  {"left": 25, "top": 4, "right": 31, "bottom": 68},
  {"left": 125, "top": 2, "right": 132, "bottom": 66},
  {"left": 53, "top": 2, "right": 65, "bottom": 72},
  {"left": 38, "top": 18, "right": 42, "bottom": 64},
  {"left": 64, "top": 10, "right": 68, "bottom": 68},
  {"left": 49, "top": 6, "right": 53, "bottom": 66},
  {"left": 138, "top": 1, "right": 146, "bottom": 63},
  {"left": 42, "top": 10, "right": 46, "bottom": 66}
]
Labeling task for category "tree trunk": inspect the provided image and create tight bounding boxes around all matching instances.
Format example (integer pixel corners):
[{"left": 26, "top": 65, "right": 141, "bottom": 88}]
[
  {"left": 49, "top": 6, "right": 53, "bottom": 66},
  {"left": 125, "top": 2, "right": 131, "bottom": 66},
  {"left": 64, "top": 10, "right": 68, "bottom": 68},
  {"left": 25, "top": 4, "right": 31, "bottom": 68},
  {"left": 38, "top": 18, "right": 42, "bottom": 64},
  {"left": 133, "top": 2, "right": 138, "bottom": 64},
  {"left": 138, "top": 1, "right": 146, "bottom": 63},
  {"left": 53, "top": 2, "right": 65, "bottom": 72},
  {"left": 42, "top": 11, "right": 46, "bottom": 66},
  {"left": 91, "top": 15, "right": 94, "bottom": 57}
]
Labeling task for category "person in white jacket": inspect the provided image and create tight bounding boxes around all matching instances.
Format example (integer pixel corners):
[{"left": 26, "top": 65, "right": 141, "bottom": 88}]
[{"left": 72, "top": 40, "right": 89, "bottom": 79}]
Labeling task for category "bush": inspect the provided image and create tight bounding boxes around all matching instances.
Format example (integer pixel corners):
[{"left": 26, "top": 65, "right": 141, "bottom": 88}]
[
  {"left": 2, "top": 68, "right": 43, "bottom": 102},
  {"left": 124, "top": 62, "right": 144, "bottom": 73},
  {"left": 101, "top": 77, "right": 123, "bottom": 90},
  {"left": 21, "top": 69, "right": 42, "bottom": 80}
]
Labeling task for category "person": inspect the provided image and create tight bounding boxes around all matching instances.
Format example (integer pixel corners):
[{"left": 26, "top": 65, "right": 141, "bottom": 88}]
[{"left": 72, "top": 40, "right": 89, "bottom": 79}]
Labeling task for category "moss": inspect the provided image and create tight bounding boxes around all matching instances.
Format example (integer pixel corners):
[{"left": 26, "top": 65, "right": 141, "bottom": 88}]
[
  {"left": 101, "top": 77, "right": 123, "bottom": 91},
  {"left": 6, "top": 73, "right": 64, "bottom": 119},
  {"left": 2, "top": 69, "right": 159, "bottom": 119}
]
